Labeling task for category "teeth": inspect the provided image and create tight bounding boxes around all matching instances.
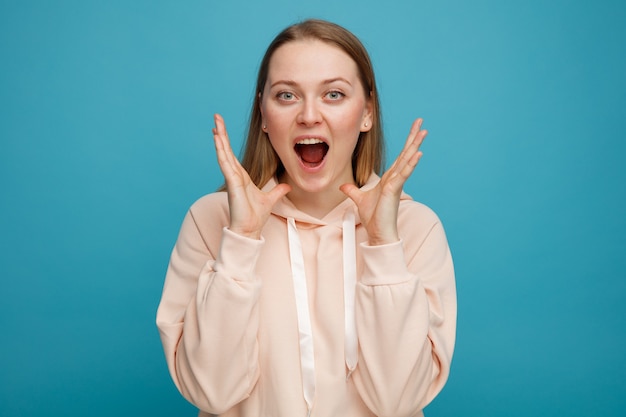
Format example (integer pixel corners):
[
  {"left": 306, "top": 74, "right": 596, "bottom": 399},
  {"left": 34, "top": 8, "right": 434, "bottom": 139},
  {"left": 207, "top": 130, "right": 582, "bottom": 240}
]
[{"left": 296, "top": 138, "right": 324, "bottom": 145}]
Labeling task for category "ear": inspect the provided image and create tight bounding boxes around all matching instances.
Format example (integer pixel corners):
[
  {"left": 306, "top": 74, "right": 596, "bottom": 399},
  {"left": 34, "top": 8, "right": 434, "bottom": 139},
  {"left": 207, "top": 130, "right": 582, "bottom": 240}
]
[
  {"left": 259, "top": 92, "right": 268, "bottom": 132},
  {"left": 360, "top": 97, "right": 374, "bottom": 132}
]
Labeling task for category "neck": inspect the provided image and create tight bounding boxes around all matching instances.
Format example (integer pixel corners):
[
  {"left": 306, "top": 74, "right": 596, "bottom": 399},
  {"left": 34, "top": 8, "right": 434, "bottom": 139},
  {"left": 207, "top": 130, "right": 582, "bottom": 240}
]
[{"left": 283, "top": 182, "right": 350, "bottom": 219}]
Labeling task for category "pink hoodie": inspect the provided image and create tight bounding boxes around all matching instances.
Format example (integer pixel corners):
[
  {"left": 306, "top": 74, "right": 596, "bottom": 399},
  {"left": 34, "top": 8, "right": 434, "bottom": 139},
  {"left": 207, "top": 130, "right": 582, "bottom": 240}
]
[{"left": 156, "top": 174, "right": 456, "bottom": 417}]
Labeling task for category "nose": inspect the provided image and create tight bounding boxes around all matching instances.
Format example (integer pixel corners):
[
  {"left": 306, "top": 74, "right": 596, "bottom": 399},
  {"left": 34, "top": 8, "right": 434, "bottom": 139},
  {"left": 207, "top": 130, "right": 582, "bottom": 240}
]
[{"left": 296, "top": 98, "right": 322, "bottom": 127}]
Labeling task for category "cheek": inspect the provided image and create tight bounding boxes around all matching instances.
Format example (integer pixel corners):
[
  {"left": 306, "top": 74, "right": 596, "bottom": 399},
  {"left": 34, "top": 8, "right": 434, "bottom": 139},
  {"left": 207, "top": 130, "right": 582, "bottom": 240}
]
[
  {"left": 339, "top": 100, "right": 367, "bottom": 122},
  {"left": 263, "top": 105, "right": 291, "bottom": 131},
  {"left": 333, "top": 106, "right": 366, "bottom": 133}
]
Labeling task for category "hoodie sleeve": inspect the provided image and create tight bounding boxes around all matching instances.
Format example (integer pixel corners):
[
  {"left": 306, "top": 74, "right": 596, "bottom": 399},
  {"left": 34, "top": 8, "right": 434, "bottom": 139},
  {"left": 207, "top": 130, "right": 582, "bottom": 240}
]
[
  {"left": 352, "top": 204, "right": 457, "bottom": 417},
  {"left": 156, "top": 199, "right": 263, "bottom": 414}
]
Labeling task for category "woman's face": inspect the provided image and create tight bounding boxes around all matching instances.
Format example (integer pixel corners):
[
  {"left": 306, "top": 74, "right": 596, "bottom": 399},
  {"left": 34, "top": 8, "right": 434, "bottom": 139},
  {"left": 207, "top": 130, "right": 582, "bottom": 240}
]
[{"left": 260, "top": 39, "right": 372, "bottom": 196}]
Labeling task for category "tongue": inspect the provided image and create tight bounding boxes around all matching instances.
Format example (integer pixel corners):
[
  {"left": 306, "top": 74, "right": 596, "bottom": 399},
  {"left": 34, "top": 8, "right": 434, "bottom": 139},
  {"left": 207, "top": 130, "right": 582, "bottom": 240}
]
[{"left": 299, "top": 143, "right": 327, "bottom": 164}]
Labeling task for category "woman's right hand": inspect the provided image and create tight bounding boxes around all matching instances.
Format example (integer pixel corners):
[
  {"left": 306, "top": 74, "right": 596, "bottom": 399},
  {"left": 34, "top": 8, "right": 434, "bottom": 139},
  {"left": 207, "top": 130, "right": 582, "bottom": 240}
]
[{"left": 212, "top": 114, "right": 291, "bottom": 239}]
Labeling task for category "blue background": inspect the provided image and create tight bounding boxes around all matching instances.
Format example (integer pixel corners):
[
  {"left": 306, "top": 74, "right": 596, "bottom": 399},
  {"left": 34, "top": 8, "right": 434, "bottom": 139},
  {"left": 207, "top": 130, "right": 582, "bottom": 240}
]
[{"left": 1, "top": 0, "right": 625, "bottom": 416}]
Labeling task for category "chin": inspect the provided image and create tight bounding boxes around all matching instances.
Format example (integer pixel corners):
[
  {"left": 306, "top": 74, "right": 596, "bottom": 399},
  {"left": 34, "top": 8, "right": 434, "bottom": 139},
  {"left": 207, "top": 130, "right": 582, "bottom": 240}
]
[{"left": 290, "top": 174, "right": 336, "bottom": 194}]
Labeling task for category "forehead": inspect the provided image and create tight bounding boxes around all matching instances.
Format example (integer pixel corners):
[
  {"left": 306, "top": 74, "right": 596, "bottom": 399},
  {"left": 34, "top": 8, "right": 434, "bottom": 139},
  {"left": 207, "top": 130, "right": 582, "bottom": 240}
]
[{"left": 267, "top": 39, "right": 360, "bottom": 85}]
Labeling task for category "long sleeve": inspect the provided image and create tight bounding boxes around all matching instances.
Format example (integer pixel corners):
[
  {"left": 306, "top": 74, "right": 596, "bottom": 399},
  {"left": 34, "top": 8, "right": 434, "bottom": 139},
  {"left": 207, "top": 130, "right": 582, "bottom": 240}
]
[
  {"left": 156, "top": 198, "right": 263, "bottom": 414},
  {"left": 156, "top": 187, "right": 455, "bottom": 417},
  {"left": 352, "top": 211, "right": 456, "bottom": 417}
]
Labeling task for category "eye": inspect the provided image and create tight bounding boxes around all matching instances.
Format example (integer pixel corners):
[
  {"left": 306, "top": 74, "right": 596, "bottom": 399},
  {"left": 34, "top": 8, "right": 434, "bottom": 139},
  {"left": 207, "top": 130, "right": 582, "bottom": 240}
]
[
  {"left": 277, "top": 91, "right": 296, "bottom": 101},
  {"left": 325, "top": 90, "right": 345, "bottom": 101}
]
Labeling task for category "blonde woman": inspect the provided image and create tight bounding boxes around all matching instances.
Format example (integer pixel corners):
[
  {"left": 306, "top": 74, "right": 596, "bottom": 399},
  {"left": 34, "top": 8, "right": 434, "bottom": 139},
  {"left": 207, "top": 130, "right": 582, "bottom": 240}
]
[{"left": 157, "top": 19, "right": 456, "bottom": 417}]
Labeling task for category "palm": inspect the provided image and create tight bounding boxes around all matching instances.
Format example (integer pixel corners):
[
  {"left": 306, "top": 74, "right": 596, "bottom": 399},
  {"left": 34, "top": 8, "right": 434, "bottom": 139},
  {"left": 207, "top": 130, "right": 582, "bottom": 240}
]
[{"left": 213, "top": 114, "right": 290, "bottom": 239}]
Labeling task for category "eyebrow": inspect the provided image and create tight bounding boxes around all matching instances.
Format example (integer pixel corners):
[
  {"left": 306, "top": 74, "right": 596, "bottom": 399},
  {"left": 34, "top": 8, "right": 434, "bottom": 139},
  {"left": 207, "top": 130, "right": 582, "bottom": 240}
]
[{"left": 269, "top": 77, "right": 353, "bottom": 89}]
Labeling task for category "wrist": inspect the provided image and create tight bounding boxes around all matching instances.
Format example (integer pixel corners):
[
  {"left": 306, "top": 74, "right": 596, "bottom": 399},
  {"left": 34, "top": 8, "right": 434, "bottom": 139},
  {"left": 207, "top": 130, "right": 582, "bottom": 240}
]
[
  {"left": 228, "top": 227, "right": 262, "bottom": 240},
  {"left": 367, "top": 234, "right": 399, "bottom": 246}
]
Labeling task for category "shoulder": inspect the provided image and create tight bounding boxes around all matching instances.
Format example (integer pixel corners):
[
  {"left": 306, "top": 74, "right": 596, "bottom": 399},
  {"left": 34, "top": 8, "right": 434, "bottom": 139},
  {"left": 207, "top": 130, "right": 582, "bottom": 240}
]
[
  {"left": 398, "top": 198, "right": 441, "bottom": 227},
  {"left": 186, "top": 191, "right": 230, "bottom": 231},
  {"left": 397, "top": 198, "right": 447, "bottom": 248},
  {"left": 189, "top": 191, "right": 229, "bottom": 212}
]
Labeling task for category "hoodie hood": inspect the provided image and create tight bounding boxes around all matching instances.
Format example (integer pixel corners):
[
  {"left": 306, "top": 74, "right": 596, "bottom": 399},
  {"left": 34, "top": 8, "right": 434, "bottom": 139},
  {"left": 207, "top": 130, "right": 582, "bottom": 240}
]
[{"left": 262, "top": 173, "right": 413, "bottom": 227}]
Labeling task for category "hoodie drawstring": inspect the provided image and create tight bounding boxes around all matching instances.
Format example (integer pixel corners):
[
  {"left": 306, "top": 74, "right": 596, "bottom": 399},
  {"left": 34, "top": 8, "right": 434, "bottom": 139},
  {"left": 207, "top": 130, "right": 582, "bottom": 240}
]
[
  {"left": 287, "top": 217, "right": 316, "bottom": 416},
  {"left": 287, "top": 212, "right": 359, "bottom": 416},
  {"left": 342, "top": 211, "right": 358, "bottom": 379}
]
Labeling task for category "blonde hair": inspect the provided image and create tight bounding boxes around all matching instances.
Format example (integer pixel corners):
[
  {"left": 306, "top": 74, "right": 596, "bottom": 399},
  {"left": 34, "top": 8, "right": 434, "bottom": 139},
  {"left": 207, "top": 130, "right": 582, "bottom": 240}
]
[{"left": 237, "top": 19, "right": 385, "bottom": 189}]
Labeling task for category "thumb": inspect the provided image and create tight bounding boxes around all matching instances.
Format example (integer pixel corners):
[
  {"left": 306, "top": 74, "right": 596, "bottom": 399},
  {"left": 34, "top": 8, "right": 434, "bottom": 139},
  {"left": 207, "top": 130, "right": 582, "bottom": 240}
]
[
  {"left": 267, "top": 183, "right": 292, "bottom": 206},
  {"left": 340, "top": 183, "right": 362, "bottom": 204}
]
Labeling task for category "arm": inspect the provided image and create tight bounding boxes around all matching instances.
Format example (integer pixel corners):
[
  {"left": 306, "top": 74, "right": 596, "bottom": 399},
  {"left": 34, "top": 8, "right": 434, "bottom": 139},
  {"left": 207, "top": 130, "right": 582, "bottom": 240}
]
[
  {"left": 352, "top": 214, "right": 456, "bottom": 416},
  {"left": 156, "top": 114, "right": 290, "bottom": 413},
  {"left": 342, "top": 118, "right": 456, "bottom": 415},
  {"left": 156, "top": 204, "right": 264, "bottom": 413}
]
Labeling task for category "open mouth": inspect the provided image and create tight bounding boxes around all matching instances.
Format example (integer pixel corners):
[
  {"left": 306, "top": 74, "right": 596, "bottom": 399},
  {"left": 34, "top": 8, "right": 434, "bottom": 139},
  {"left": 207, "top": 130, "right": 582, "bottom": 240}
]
[{"left": 294, "top": 138, "right": 329, "bottom": 168}]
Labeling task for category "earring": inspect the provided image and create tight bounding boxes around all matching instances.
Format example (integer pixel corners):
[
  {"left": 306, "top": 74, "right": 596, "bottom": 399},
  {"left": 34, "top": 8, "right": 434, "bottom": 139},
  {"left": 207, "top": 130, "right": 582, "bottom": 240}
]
[
  {"left": 263, "top": 124, "right": 267, "bottom": 130},
  {"left": 364, "top": 122, "right": 369, "bottom": 127}
]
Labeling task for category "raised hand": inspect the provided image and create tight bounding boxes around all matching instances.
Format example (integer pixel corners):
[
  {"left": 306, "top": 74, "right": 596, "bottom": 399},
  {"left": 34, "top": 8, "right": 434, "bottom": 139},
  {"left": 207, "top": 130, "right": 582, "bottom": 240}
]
[
  {"left": 340, "top": 118, "right": 427, "bottom": 246},
  {"left": 213, "top": 114, "right": 291, "bottom": 239}
]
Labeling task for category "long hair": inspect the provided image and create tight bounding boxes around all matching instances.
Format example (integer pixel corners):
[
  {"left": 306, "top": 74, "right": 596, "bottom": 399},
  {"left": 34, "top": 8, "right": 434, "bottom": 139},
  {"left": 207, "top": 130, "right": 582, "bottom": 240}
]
[{"left": 236, "top": 19, "right": 384, "bottom": 189}]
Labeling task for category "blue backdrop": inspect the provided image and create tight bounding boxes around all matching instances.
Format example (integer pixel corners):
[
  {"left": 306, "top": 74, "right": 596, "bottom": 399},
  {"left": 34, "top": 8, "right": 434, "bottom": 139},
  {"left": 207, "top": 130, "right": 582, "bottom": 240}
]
[{"left": 1, "top": 1, "right": 625, "bottom": 416}]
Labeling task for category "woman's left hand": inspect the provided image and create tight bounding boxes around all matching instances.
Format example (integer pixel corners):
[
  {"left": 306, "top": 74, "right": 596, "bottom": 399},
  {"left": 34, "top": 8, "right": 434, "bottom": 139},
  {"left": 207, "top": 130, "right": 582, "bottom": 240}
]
[{"left": 340, "top": 118, "right": 427, "bottom": 246}]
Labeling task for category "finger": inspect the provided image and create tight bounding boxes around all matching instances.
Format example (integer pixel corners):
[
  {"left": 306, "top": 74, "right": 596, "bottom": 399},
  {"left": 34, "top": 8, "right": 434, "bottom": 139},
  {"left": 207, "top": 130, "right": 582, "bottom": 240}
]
[
  {"left": 266, "top": 183, "right": 292, "bottom": 205},
  {"left": 215, "top": 114, "right": 246, "bottom": 171},
  {"left": 214, "top": 114, "right": 233, "bottom": 152},
  {"left": 213, "top": 115, "right": 230, "bottom": 166},
  {"left": 391, "top": 147, "right": 424, "bottom": 184},
  {"left": 397, "top": 150, "right": 423, "bottom": 180},
  {"left": 401, "top": 118, "right": 423, "bottom": 152},
  {"left": 339, "top": 183, "right": 363, "bottom": 205},
  {"left": 393, "top": 120, "right": 427, "bottom": 175},
  {"left": 213, "top": 114, "right": 235, "bottom": 163},
  {"left": 385, "top": 118, "right": 424, "bottom": 174},
  {"left": 401, "top": 118, "right": 426, "bottom": 157},
  {"left": 381, "top": 121, "right": 428, "bottom": 193},
  {"left": 213, "top": 114, "right": 242, "bottom": 183}
]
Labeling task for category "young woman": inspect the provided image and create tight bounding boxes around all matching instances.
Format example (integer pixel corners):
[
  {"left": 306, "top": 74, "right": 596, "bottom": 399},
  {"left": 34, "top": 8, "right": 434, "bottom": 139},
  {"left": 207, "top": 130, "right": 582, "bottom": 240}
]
[{"left": 156, "top": 19, "right": 456, "bottom": 417}]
